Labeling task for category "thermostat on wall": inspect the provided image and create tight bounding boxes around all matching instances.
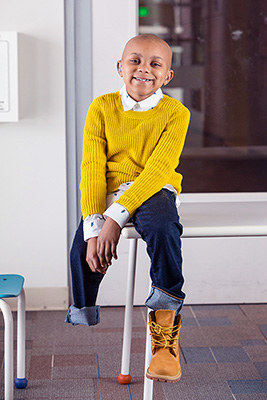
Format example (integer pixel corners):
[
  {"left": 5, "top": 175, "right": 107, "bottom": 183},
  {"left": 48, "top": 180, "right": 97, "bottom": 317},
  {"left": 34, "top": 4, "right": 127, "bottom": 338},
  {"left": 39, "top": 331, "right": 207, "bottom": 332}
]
[{"left": 0, "top": 32, "right": 19, "bottom": 122}]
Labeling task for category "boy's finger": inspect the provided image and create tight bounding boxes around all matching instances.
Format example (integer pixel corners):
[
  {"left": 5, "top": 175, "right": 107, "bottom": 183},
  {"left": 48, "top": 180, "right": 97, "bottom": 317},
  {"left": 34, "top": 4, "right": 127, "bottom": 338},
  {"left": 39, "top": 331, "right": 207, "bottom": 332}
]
[
  {"left": 93, "top": 258, "right": 107, "bottom": 275},
  {"left": 88, "top": 261, "right": 95, "bottom": 273},
  {"left": 93, "top": 256, "right": 102, "bottom": 272},
  {"left": 86, "top": 249, "right": 105, "bottom": 274},
  {"left": 105, "top": 244, "right": 112, "bottom": 266},
  {"left": 111, "top": 242, "right": 118, "bottom": 260},
  {"left": 96, "top": 266, "right": 107, "bottom": 275},
  {"left": 97, "top": 242, "right": 106, "bottom": 266},
  {"left": 88, "top": 259, "right": 98, "bottom": 273}
]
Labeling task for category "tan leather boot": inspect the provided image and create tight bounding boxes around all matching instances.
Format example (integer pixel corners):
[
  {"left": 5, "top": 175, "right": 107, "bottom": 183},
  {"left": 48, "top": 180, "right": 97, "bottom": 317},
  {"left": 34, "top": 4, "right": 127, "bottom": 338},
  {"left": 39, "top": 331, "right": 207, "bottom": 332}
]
[{"left": 146, "top": 309, "right": 182, "bottom": 383}]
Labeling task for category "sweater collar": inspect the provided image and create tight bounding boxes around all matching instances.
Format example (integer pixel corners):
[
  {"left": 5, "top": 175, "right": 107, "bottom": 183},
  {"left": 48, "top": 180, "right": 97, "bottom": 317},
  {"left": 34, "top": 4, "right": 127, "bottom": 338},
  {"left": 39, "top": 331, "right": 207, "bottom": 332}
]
[{"left": 119, "top": 84, "right": 163, "bottom": 112}]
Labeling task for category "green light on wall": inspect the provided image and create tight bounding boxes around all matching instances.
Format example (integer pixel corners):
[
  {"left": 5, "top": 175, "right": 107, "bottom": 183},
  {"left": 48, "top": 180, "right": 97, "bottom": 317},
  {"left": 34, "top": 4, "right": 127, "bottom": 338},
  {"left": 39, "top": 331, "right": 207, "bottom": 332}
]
[{"left": 139, "top": 6, "right": 149, "bottom": 17}]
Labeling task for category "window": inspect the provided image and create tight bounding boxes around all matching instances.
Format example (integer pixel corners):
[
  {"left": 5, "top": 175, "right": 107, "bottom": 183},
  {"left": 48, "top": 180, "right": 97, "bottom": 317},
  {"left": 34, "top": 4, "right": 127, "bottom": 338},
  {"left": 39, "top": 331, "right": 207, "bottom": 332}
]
[{"left": 139, "top": 0, "right": 267, "bottom": 192}]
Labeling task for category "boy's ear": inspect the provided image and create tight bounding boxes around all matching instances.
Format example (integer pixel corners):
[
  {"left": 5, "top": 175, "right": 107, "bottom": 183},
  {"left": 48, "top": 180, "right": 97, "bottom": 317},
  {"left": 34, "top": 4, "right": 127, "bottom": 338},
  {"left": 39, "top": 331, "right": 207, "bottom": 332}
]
[
  {"left": 117, "top": 60, "right": 123, "bottom": 77},
  {"left": 163, "top": 69, "right": 174, "bottom": 86}
]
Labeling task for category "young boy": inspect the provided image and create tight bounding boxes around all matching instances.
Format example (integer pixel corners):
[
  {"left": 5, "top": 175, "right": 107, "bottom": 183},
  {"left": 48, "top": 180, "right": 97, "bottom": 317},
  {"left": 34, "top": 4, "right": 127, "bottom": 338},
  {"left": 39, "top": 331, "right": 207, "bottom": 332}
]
[{"left": 66, "top": 34, "right": 190, "bottom": 383}]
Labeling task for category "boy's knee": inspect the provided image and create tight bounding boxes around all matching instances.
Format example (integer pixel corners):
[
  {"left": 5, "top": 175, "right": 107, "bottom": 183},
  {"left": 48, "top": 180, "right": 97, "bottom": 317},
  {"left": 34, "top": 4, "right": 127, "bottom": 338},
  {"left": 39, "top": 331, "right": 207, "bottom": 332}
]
[{"left": 148, "top": 218, "right": 182, "bottom": 240}]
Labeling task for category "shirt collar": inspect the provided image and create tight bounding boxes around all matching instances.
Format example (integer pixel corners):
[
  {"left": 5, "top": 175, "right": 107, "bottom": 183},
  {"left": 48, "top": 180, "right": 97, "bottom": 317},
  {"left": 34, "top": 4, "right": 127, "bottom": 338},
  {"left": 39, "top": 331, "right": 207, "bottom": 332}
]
[{"left": 119, "top": 84, "right": 163, "bottom": 111}]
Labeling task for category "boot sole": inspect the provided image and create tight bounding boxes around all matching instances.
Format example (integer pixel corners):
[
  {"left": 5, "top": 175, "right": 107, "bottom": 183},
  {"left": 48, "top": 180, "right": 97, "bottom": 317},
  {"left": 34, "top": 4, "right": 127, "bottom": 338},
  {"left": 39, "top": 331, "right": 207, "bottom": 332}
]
[{"left": 146, "top": 370, "right": 181, "bottom": 383}]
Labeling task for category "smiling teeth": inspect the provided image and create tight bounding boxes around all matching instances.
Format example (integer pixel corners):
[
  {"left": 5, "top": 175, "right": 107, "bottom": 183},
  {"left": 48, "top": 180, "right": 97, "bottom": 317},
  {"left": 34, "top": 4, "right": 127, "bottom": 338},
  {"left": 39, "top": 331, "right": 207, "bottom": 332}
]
[{"left": 135, "top": 77, "right": 151, "bottom": 82}]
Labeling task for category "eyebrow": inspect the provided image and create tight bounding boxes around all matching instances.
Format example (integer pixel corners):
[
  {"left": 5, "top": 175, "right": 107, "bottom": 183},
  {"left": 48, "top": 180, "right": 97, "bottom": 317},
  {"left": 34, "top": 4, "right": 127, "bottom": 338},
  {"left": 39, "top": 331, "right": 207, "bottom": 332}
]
[{"left": 129, "top": 52, "right": 163, "bottom": 60}]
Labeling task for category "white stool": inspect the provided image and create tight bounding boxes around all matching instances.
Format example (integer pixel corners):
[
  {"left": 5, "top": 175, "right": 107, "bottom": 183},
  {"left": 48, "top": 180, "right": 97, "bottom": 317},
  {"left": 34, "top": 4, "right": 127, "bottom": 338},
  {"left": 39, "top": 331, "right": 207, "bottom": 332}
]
[
  {"left": 117, "top": 225, "right": 153, "bottom": 400},
  {"left": 116, "top": 195, "right": 267, "bottom": 399},
  {"left": 0, "top": 274, "right": 28, "bottom": 400}
]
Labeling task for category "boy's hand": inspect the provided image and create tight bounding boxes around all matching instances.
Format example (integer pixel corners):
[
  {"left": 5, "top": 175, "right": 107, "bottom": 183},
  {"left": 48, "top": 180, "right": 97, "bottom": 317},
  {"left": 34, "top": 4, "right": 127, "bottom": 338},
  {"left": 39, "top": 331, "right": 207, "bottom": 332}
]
[
  {"left": 86, "top": 217, "right": 121, "bottom": 274},
  {"left": 97, "top": 217, "right": 121, "bottom": 269},
  {"left": 86, "top": 237, "right": 104, "bottom": 274}
]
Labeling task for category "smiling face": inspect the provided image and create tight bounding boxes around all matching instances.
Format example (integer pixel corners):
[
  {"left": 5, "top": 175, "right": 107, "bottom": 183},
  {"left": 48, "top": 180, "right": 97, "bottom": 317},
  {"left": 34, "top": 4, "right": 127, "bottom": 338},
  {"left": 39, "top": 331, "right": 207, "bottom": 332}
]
[{"left": 117, "top": 34, "right": 174, "bottom": 102}]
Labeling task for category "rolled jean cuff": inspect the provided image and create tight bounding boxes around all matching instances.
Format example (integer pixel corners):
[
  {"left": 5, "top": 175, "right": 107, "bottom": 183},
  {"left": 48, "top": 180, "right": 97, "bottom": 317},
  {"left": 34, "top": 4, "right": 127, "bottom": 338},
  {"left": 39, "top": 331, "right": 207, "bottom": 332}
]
[
  {"left": 65, "top": 304, "right": 100, "bottom": 326},
  {"left": 145, "top": 287, "right": 184, "bottom": 315}
]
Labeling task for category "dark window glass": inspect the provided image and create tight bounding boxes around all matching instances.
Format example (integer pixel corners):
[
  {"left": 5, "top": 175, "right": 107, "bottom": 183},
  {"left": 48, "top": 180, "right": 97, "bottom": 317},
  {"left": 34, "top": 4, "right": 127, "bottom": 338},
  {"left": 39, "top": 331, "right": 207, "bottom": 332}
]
[{"left": 139, "top": 0, "right": 267, "bottom": 192}]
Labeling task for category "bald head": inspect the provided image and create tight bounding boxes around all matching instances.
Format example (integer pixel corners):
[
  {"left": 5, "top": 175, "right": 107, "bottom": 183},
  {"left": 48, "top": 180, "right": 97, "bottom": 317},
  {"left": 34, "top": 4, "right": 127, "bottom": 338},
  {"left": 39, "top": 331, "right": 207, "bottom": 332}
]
[
  {"left": 117, "top": 34, "right": 174, "bottom": 101},
  {"left": 122, "top": 34, "right": 173, "bottom": 69}
]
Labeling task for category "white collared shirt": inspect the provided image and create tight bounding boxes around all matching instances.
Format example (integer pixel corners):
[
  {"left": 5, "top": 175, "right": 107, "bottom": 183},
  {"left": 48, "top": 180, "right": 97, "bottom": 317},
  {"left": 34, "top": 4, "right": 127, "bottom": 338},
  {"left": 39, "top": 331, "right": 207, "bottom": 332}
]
[
  {"left": 119, "top": 84, "right": 163, "bottom": 111},
  {"left": 83, "top": 86, "right": 177, "bottom": 241}
]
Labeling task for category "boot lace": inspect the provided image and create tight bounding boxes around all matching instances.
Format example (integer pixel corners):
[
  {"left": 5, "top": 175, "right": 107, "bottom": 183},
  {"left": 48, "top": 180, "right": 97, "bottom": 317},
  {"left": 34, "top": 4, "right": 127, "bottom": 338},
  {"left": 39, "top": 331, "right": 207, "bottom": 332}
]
[{"left": 149, "top": 321, "right": 180, "bottom": 351}]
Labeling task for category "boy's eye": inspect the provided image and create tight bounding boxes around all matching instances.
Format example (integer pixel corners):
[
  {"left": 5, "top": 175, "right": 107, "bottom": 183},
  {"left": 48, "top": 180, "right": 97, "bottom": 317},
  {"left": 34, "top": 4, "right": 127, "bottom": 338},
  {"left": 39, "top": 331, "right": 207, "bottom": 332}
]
[
  {"left": 151, "top": 62, "right": 161, "bottom": 67},
  {"left": 130, "top": 59, "right": 140, "bottom": 64}
]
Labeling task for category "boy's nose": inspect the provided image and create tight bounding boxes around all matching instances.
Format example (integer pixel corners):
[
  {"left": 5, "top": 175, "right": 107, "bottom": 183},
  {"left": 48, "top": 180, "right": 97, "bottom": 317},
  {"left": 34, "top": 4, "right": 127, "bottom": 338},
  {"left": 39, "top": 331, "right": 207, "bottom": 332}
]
[{"left": 138, "top": 62, "right": 150, "bottom": 73}]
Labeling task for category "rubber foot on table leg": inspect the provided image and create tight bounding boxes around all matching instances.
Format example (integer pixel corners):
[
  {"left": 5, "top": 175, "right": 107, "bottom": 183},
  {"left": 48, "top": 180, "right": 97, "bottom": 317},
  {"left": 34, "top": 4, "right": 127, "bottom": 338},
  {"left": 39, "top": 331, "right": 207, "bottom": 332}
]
[
  {"left": 14, "top": 377, "right": 28, "bottom": 389},
  {"left": 118, "top": 373, "right": 132, "bottom": 384}
]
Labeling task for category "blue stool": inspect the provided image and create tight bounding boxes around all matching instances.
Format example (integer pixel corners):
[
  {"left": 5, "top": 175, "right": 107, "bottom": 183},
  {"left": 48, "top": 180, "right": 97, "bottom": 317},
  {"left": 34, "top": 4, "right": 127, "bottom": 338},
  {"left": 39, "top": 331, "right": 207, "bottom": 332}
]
[{"left": 0, "top": 274, "right": 28, "bottom": 400}]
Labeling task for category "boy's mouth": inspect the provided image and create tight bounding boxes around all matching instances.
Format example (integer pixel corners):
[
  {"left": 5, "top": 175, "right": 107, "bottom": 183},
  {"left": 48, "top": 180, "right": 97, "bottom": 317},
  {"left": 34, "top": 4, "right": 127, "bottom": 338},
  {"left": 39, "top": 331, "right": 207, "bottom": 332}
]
[{"left": 133, "top": 77, "right": 153, "bottom": 82}]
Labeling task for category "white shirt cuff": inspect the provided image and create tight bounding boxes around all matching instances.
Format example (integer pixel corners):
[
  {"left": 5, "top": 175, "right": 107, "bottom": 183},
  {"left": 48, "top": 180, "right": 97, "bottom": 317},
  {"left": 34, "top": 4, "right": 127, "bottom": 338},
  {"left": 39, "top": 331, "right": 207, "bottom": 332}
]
[
  {"left": 83, "top": 214, "right": 105, "bottom": 241},
  {"left": 103, "top": 203, "right": 130, "bottom": 228}
]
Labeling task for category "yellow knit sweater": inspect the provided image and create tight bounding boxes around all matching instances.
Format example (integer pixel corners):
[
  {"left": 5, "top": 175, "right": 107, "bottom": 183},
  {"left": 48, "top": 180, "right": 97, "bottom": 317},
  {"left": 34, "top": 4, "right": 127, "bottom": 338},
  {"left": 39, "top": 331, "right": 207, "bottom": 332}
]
[{"left": 80, "top": 91, "right": 190, "bottom": 218}]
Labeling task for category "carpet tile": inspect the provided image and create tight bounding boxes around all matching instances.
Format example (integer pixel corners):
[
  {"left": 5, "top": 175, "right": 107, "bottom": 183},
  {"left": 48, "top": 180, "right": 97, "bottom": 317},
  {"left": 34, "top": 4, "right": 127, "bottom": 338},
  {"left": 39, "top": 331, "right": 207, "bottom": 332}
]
[
  {"left": 254, "top": 362, "right": 267, "bottom": 379},
  {"left": 52, "top": 365, "right": 97, "bottom": 380},
  {"left": 181, "top": 346, "right": 216, "bottom": 363},
  {"left": 1, "top": 304, "right": 267, "bottom": 399},
  {"left": 198, "top": 326, "right": 242, "bottom": 347},
  {"left": 179, "top": 325, "right": 207, "bottom": 347},
  {"left": 183, "top": 362, "right": 262, "bottom": 381},
  {"left": 241, "top": 340, "right": 266, "bottom": 346},
  {"left": 259, "top": 325, "right": 267, "bottom": 339},
  {"left": 181, "top": 317, "right": 198, "bottom": 326},
  {"left": 234, "top": 395, "right": 267, "bottom": 400},
  {"left": 197, "top": 317, "right": 232, "bottom": 326},
  {"left": 244, "top": 345, "right": 267, "bottom": 362},
  {"left": 28, "top": 355, "right": 52, "bottom": 380},
  {"left": 227, "top": 379, "right": 267, "bottom": 394},
  {"left": 163, "top": 377, "right": 234, "bottom": 400},
  {"left": 212, "top": 346, "right": 251, "bottom": 363},
  {"left": 53, "top": 354, "right": 96, "bottom": 367}
]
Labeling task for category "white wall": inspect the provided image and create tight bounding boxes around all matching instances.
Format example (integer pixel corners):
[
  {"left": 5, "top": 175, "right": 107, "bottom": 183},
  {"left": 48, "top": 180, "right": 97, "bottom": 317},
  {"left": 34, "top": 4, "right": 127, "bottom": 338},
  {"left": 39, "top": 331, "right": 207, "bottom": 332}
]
[
  {"left": 92, "top": 0, "right": 138, "bottom": 98},
  {"left": 0, "top": 0, "right": 68, "bottom": 309}
]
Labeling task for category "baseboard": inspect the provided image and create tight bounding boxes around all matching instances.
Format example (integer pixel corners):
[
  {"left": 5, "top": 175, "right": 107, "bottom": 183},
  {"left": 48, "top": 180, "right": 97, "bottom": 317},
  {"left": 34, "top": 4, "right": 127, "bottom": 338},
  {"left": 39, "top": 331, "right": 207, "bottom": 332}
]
[{"left": 4, "top": 286, "right": 69, "bottom": 311}]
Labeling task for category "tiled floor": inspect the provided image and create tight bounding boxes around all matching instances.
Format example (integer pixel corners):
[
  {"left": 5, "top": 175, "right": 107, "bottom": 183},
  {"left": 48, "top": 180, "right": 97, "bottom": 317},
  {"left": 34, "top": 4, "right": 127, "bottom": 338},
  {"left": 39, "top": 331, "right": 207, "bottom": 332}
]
[{"left": 1, "top": 304, "right": 267, "bottom": 399}]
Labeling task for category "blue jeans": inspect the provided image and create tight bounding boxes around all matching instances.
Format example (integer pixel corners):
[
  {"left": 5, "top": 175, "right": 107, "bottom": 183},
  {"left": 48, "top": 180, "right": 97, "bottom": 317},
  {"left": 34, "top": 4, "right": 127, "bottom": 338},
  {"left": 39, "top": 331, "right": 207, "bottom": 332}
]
[{"left": 66, "top": 189, "right": 185, "bottom": 326}]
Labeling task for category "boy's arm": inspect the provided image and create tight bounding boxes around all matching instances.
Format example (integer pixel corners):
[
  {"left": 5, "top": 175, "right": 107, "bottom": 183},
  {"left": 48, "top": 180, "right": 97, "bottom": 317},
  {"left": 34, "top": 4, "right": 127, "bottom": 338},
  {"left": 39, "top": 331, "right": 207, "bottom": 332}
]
[
  {"left": 80, "top": 98, "right": 107, "bottom": 218},
  {"left": 81, "top": 99, "right": 121, "bottom": 272},
  {"left": 115, "top": 105, "right": 190, "bottom": 216}
]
